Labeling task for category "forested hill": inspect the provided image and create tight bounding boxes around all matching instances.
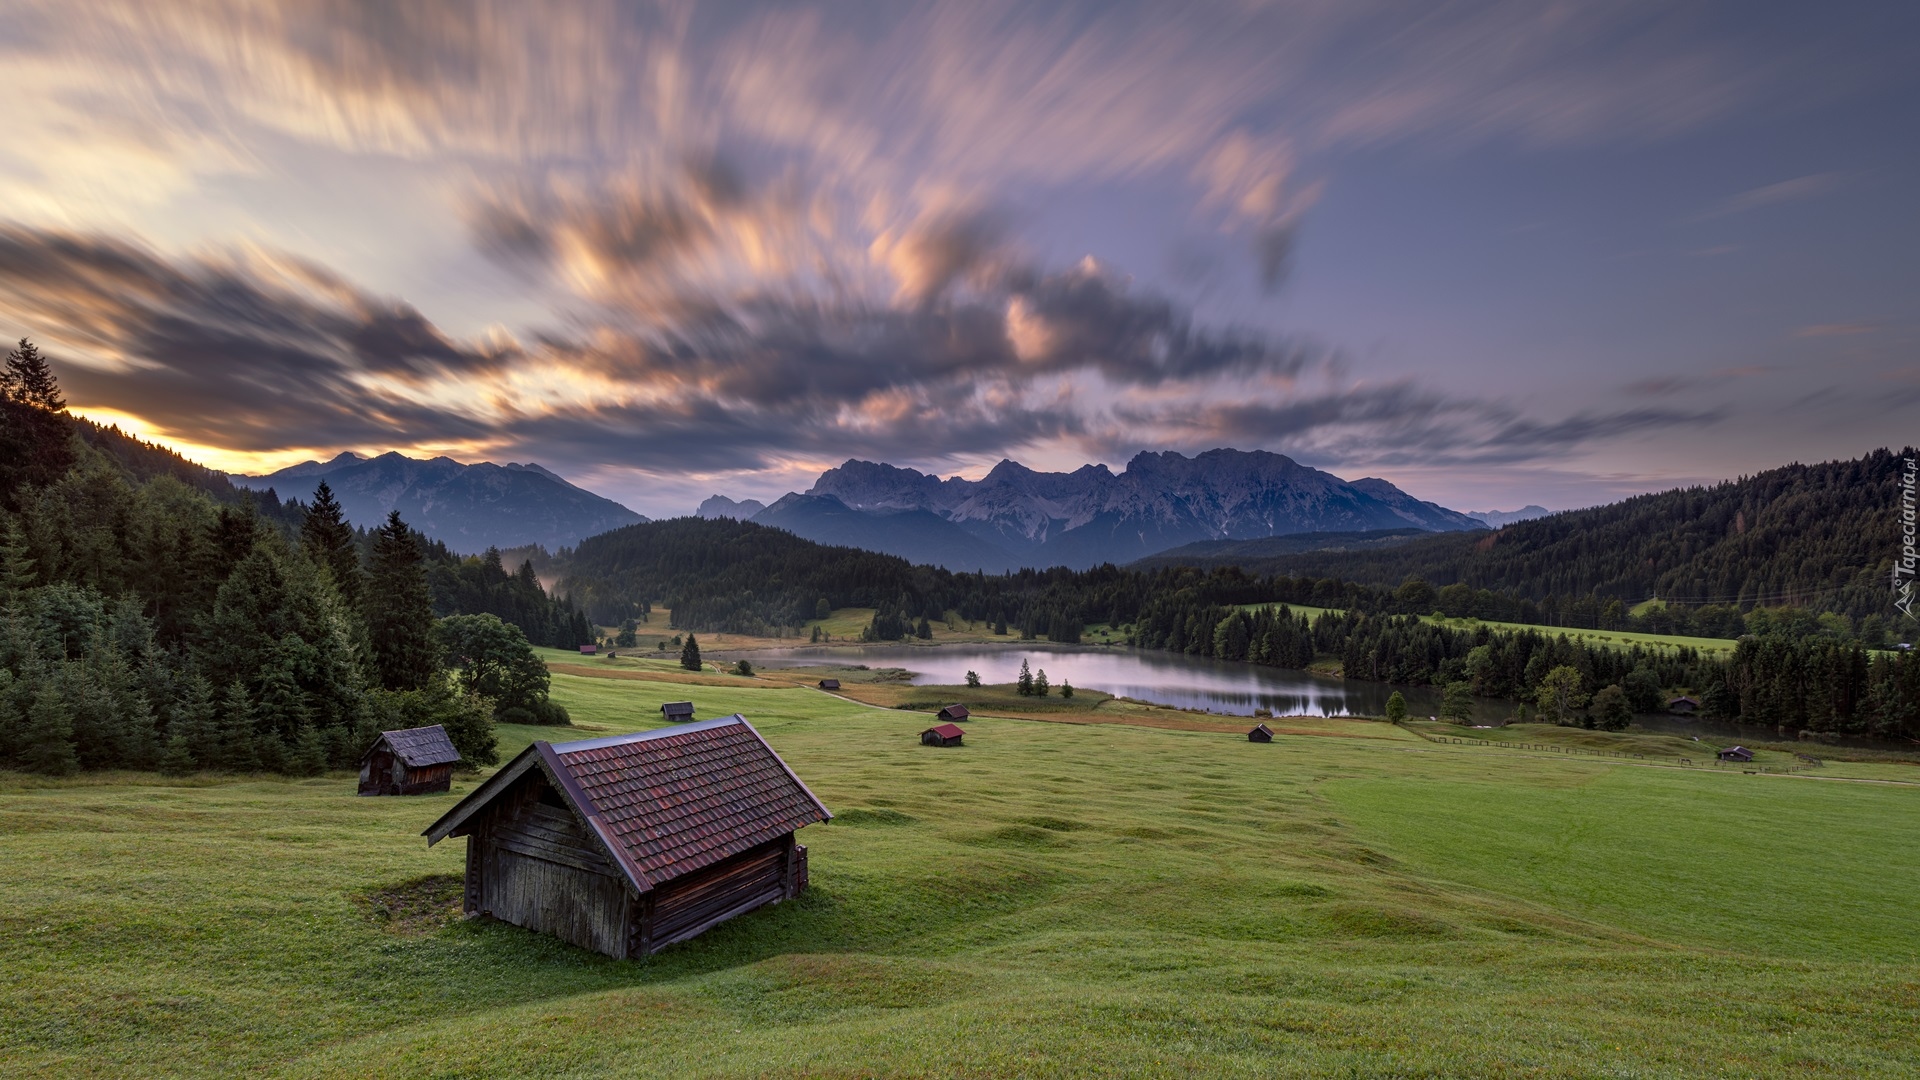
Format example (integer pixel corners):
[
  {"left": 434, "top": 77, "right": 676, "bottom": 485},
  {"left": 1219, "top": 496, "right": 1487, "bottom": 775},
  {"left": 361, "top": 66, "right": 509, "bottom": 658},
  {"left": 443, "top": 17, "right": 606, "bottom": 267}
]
[
  {"left": 1149, "top": 449, "right": 1905, "bottom": 621},
  {"left": 561, "top": 517, "right": 941, "bottom": 633}
]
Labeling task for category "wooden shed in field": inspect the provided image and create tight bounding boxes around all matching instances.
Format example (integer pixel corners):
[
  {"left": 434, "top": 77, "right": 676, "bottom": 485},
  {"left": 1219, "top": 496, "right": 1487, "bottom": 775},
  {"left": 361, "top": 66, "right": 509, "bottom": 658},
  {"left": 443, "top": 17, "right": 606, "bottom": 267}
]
[
  {"left": 358, "top": 725, "right": 462, "bottom": 796},
  {"left": 422, "top": 715, "right": 831, "bottom": 959},
  {"left": 1717, "top": 745, "right": 1753, "bottom": 762},
  {"left": 936, "top": 704, "right": 970, "bottom": 723},
  {"left": 580, "top": 644, "right": 597, "bottom": 655},
  {"left": 1667, "top": 695, "right": 1700, "bottom": 715},
  {"left": 921, "top": 723, "right": 965, "bottom": 747},
  {"left": 1247, "top": 723, "right": 1275, "bottom": 743},
  {"left": 817, "top": 678, "right": 841, "bottom": 690},
  {"left": 660, "top": 701, "right": 695, "bottom": 723}
]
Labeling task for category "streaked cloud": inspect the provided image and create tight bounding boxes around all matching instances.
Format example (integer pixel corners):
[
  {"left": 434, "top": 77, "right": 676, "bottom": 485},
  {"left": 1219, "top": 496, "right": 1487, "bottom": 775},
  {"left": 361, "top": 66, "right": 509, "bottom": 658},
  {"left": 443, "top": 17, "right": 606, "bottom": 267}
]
[{"left": 1695, "top": 172, "right": 1845, "bottom": 220}]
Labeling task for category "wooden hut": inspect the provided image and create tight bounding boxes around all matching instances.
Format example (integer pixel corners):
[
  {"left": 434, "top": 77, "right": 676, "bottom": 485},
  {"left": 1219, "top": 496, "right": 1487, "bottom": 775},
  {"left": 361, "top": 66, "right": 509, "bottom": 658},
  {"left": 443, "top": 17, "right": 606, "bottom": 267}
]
[
  {"left": 936, "top": 704, "right": 970, "bottom": 723},
  {"left": 817, "top": 678, "right": 841, "bottom": 690},
  {"left": 580, "top": 644, "right": 597, "bottom": 655},
  {"left": 358, "top": 725, "right": 462, "bottom": 796},
  {"left": 422, "top": 715, "right": 831, "bottom": 959},
  {"left": 921, "top": 723, "right": 965, "bottom": 747},
  {"left": 1717, "top": 745, "right": 1753, "bottom": 762},
  {"left": 1667, "top": 695, "right": 1700, "bottom": 715},
  {"left": 661, "top": 701, "right": 695, "bottom": 723},
  {"left": 1247, "top": 723, "right": 1274, "bottom": 743}
]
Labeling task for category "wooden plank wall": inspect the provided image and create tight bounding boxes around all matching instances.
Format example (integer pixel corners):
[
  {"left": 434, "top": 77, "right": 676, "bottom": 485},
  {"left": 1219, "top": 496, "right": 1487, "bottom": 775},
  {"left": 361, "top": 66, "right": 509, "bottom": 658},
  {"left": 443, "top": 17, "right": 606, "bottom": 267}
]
[
  {"left": 475, "top": 783, "right": 630, "bottom": 957},
  {"left": 644, "top": 838, "right": 791, "bottom": 952}
]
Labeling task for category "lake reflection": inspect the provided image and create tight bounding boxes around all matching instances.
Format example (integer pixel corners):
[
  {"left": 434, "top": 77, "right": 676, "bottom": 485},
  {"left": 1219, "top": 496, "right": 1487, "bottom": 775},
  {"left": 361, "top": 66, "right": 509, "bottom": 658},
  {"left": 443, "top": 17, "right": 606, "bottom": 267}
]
[{"left": 747, "top": 642, "right": 1449, "bottom": 719}]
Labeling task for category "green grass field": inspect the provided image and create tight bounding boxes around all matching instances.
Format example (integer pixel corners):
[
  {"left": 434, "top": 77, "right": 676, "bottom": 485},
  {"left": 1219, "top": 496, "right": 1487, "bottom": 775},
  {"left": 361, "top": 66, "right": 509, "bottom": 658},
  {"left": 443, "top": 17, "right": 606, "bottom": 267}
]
[{"left": 4, "top": 665, "right": 1918, "bottom": 1077}]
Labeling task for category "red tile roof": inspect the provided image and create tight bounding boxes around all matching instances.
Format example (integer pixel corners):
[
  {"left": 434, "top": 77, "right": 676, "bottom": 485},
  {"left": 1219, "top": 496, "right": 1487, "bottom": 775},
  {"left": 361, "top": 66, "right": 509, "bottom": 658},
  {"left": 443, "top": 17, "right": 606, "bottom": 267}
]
[
  {"left": 924, "top": 723, "right": 965, "bottom": 740},
  {"left": 543, "top": 716, "right": 831, "bottom": 888}
]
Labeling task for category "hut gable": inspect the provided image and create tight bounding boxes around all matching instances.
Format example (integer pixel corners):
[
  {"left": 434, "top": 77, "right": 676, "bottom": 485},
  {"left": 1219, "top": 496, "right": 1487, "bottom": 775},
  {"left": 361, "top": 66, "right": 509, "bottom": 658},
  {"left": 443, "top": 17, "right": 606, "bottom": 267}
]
[
  {"left": 358, "top": 724, "right": 462, "bottom": 796},
  {"left": 1248, "top": 723, "right": 1274, "bottom": 743},
  {"left": 660, "top": 701, "right": 696, "bottom": 722},
  {"left": 817, "top": 678, "right": 841, "bottom": 690},
  {"left": 1667, "top": 696, "right": 1700, "bottom": 715},
  {"left": 921, "top": 723, "right": 965, "bottom": 747},
  {"left": 423, "top": 715, "right": 831, "bottom": 958},
  {"left": 1717, "top": 745, "right": 1753, "bottom": 762},
  {"left": 936, "top": 704, "right": 970, "bottom": 722}
]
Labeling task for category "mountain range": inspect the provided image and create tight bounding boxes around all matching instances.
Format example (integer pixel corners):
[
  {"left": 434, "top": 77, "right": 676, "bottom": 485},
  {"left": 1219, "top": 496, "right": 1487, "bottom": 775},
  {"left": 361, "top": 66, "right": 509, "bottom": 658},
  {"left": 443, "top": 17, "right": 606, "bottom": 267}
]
[
  {"left": 710, "top": 449, "right": 1483, "bottom": 571},
  {"left": 1464, "top": 505, "right": 1552, "bottom": 528},
  {"left": 232, "top": 452, "right": 646, "bottom": 552}
]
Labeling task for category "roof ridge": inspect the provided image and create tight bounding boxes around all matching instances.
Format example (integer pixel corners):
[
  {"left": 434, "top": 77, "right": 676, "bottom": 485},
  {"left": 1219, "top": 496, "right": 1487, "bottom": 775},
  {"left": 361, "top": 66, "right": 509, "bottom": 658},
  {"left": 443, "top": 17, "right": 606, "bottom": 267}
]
[{"left": 550, "top": 715, "right": 746, "bottom": 754}]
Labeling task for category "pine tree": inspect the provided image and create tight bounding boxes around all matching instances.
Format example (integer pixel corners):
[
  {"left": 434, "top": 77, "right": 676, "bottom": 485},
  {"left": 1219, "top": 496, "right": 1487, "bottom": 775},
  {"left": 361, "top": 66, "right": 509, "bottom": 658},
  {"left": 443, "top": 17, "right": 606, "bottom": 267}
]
[
  {"left": 1017, "top": 658, "right": 1033, "bottom": 696},
  {"left": 300, "top": 481, "right": 361, "bottom": 608},
  {"left": 364, "top": 511, "right": 439, "bottom": 691},
  {"left": 1034, "top": 668, "right": 1050, "bottom": 697},
  {"left": 1060, "top": 679, "right": 1073, "bottom": 699},
  {"left": 4, "top": 339, "right": 65, "bottom": 410},
  {"left": 22, "top": 688, "right": 79, "bottom": 776},
  {"left": 680, "top": 633, "right": 702, "bottom": 672}
]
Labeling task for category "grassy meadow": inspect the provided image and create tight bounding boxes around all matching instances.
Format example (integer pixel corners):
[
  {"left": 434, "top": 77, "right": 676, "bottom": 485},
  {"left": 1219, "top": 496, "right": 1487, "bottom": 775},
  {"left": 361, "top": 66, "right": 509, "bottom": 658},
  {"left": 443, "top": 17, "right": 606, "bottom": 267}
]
[{"left": 4, "top": 661, "right": 1919, "bottom": 1077}]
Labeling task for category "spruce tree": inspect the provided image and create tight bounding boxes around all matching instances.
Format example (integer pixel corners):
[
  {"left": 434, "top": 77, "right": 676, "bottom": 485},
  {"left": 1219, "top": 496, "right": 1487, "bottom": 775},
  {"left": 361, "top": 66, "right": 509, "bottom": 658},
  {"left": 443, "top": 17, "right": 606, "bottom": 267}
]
[
  {"left": 680, "top": 633, "right": 702, "bottom": 672},
  {"left": 1034, "top": 668, "right": 1049, "bottom": 697},
  {"left": 4, "top": 339, "right": 64, "bottom": 410},
  {"left": 288, "top": 724, "right": 328, "bottom": 777},
  {"left": 23, "top": 688, "right": 79, "bottom": 776},
  {"left": 218, "top": 680, "right": 259, "bottom": 771},
  {"left": 300, "top": 481, "right": 361, "bottom": 608},
  {"left": 158, "top": 734, "right": 196, "bottom": 777},
  {"left": 364, "top": 511, "right": 439, "bottom": 691},
  {"left": 1017, "top": 658, "right": 1033, "bottom": 696},
  {"left": 0, "top": 515, "right": 35, "bottom": 601},
  {"left": 170, "top": 675, "right": 221, "bottom": 767}
]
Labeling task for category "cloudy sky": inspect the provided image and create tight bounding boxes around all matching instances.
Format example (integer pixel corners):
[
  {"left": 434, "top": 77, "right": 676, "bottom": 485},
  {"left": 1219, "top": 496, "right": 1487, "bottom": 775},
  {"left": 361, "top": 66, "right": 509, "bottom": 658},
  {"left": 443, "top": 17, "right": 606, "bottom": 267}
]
[{"left": 0, "top": 0, "right": 1913, "bottom": 517}]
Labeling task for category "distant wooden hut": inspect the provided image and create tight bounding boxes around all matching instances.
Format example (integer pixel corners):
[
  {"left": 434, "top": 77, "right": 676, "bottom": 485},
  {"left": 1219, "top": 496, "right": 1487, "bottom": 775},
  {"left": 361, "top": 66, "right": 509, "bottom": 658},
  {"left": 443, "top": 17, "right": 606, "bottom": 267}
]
[
  {"left": 660, "top": 701, "right": 695, "bottom": 723},
  {"left": 422, "top": 715, "right": 831, "bottom": 959},
  {"left": 579, "top": 644, "right": 597, "bottom": 655},
  {"left": 1247, "top": 723, "right": 1274, "bottom": 743},
  {"left": 936, "top": 704, "right": 970, "bottom": 723},
  {"left": 921, "top": 723, "right": 965, "bottom": 747},
  {"left": 817, "top": 678, "right": 841, "bottom": 690},
  {"left": 358, "top": 725, "right": 462, "bottom": 796},
  {"left": 1717, "top": 745, "right": 1753, "bottom": 762},
  {"left": 1667, "top": 695, "right": 1699, "bottom": 715}
]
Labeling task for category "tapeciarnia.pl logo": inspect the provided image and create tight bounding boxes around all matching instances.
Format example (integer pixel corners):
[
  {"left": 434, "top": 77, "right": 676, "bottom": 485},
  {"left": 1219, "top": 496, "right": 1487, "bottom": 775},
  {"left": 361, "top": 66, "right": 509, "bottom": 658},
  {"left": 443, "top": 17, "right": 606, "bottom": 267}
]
[{"left": 1898, "top": 457, "right": 1918, "bottom": 620}]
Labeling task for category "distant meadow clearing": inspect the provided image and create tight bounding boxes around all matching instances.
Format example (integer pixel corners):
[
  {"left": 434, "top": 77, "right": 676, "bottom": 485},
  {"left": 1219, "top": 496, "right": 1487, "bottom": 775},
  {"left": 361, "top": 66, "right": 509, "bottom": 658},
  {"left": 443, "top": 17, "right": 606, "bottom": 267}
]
[{"left": 3, "top": 663, "right": 1918, "bottom": 1078}]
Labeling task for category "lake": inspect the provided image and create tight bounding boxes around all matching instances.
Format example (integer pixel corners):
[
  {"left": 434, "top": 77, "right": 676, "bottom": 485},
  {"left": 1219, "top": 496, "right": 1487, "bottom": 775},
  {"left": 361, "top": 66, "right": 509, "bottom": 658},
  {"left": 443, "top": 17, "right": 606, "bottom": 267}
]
[{"left": 746, "top": 642, "right": 1465, "bottom": 719}]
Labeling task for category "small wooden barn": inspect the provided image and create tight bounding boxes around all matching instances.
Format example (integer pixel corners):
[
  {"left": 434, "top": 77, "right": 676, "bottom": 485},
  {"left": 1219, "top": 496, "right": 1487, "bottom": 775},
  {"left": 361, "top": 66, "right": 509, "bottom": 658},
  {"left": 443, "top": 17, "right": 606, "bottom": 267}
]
[
  {"left": 1667, "top": 695, "right": 1700, "bottom": 715},
  {"left": 661, "top": 701, "right": 695, "bottom": 723},
  {"left": 580, "top": 644, "right": 597, "bottom": 655},
  {"left": 422, "top": 715, "right": 831, "bottom": 959},
  {"left": 1247, "top": 723, "right": 1275, "bottom": 743},
  {"left": 817, "top": 678, "right": 841, "bottom": 690},
  {"left": 936, "top": 704, "right": 970, "bottom": 723},
  {"left": 1717, "top": 745, "right": 1753, "bottom": 762},
  {"left": 359, "top": 725, "right": 462, "bottom": 796},
  {"left": 921, "top": 723, "right": 965, "bottom": 747}
]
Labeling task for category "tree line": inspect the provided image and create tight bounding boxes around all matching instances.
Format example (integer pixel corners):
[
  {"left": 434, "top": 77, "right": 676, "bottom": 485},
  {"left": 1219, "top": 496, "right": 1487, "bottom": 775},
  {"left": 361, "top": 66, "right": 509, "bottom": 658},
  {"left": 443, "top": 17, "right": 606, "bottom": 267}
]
[
  {"left": 1154, "top": 448, "right": 1905, "bottom": 627},
  {"left": 0, "top": 342, "right": 573, "bottom": 776}
]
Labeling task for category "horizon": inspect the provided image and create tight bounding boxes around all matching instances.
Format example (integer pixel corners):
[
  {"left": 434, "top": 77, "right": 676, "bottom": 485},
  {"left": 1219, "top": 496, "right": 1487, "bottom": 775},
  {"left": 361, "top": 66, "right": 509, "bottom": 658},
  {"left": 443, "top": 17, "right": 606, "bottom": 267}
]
[{"left": 5, "top": 2, "right": 1914, "bottom": 519}]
